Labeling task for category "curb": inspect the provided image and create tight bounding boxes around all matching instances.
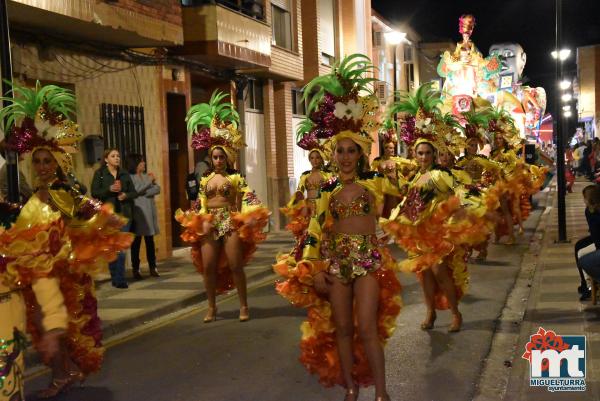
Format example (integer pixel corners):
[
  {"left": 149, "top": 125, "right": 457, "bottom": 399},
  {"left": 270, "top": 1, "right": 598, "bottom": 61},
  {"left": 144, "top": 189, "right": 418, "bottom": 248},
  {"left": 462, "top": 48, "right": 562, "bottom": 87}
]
[{"left": 473, "top": 185, "right": 554, "bottom": 400}]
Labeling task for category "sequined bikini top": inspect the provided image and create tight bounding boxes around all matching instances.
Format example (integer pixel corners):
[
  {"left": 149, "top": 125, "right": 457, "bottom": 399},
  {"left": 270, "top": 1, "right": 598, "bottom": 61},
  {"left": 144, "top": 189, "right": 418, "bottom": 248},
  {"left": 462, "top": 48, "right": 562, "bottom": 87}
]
[
  {"left": 329, "top": 189, "right": 371, "bottom": 220},
  {"left": 305, "top": 178, "right": 323, "bottom": 191},
  {"left": 205, "top": 181, "right": 232, "bottom": 199}
]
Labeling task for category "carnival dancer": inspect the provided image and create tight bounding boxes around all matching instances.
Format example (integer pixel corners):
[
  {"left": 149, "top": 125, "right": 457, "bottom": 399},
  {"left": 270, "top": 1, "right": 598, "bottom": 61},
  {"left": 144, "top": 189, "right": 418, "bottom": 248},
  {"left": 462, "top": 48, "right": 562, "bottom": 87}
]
[
  {"left": 454, "top": 111, "right": 503, "bottom": 260},
  {"left": 372, "top": 124, "right": 417, "bottom": 218},
  {"left": 382, "top": 83, "right": 489, "bottom": 333},
  {"left": 0, "top": 203, "right": 69, "bottom": 401},
  {"left": 281, "top": 145, "right": 331, "bottom": 242},
  {"left": 274, "top": 54, "right": 402, "bottom": 401},
  {"left": 0, "top": 81, "right": 132, "bottom": 398},
  {"left": 486, "top": 109, "right": 547, "bottom": 244},
  {"left": 175, "top": 90, "right": 269, "bottom": 323}
]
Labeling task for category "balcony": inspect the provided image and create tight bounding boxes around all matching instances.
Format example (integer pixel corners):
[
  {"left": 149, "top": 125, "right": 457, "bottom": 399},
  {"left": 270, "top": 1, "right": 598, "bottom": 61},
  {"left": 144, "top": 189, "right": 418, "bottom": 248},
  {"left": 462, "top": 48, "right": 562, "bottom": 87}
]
[
  {"left": 180, "top": 2, "right": 271, "bottom": 68},
  {"left": 181, "top": 0, "right": 265, "bottom": 21},
  {"left": 8, "top": 0, "right": 183, "bottom": 47}
]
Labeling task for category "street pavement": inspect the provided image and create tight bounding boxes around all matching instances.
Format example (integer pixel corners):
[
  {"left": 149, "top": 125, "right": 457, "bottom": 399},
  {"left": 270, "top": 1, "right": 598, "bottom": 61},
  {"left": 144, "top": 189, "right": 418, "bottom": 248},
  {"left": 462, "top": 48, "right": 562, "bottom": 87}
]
[{"left": 23, "top": 180, "right": 598, "bottom": 401}]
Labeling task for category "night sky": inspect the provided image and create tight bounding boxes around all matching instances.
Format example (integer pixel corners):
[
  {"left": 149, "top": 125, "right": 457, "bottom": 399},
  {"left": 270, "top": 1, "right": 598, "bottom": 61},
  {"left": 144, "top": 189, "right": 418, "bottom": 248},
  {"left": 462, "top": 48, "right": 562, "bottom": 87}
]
[{"left": 372, "top": 0, "right": 600, "bottom": 122}]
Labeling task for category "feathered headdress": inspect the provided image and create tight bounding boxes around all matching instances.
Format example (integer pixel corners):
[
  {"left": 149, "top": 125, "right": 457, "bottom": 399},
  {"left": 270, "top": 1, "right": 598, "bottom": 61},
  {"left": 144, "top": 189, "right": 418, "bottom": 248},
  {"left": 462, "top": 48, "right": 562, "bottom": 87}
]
[
  {"left": 379, "top": 118, "right": 398, "bottom": 145},
  {"left": 186, "top": 90, "right": 244, "bottom": 165},
  {"left": 389, "top": 82, "right": 460, "bottom": 153},
  {"left": 295, "top": 54, "right": 380, "bottom": 156},
  {"left": 461, "top": 110, "right": 490, "bottom": 148},
  {"left": 0, "top": 81, "right": 80, "bottom": 173},
  {"left": 486, "top": 107, "right": 521, "bottom": 148}
]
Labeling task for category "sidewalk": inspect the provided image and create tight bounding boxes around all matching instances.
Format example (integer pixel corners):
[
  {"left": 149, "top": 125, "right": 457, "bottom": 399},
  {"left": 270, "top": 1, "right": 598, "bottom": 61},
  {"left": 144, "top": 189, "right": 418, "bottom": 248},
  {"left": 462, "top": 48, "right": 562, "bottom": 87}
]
[
  {"left": 95, "top": 232, "right": 295, "bottom": 339},
  {"left": 476, "top": 178, "right": 600, "bottom": 400}
]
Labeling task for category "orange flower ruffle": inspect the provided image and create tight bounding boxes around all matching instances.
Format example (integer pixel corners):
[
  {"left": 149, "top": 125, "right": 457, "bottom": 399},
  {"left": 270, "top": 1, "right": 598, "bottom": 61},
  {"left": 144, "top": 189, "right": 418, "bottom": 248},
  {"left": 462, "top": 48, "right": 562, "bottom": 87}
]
[
  {"left": 273, "top": 248, "right": 402, "bottom": 387},
  {"left": 382, "top": 195, "right": 489, "bottom": 274},
  {"left": 176, "top": 207, "right": 270, "bottom": 294}
]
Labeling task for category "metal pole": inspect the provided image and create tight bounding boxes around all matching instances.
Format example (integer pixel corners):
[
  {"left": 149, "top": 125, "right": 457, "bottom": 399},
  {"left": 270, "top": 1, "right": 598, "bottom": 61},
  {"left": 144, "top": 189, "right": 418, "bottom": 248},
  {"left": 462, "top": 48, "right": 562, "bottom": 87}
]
[
  {"left": 0, "top": 0, "right": 18, "bottom": 203},
  {"left": 555, "top": 0, "right": 567, "bottom": 242}
]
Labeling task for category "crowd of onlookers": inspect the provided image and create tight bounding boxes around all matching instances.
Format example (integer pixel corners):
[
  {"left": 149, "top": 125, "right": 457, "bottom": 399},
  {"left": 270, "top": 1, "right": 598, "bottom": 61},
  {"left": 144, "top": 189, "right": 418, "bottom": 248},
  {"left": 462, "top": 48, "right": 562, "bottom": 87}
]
[
  {"left": 569, "top": 138, "right": 600, "bottom": 301},
  {"left": 0, "top": 144, "right": 161, "bottom": 290}
]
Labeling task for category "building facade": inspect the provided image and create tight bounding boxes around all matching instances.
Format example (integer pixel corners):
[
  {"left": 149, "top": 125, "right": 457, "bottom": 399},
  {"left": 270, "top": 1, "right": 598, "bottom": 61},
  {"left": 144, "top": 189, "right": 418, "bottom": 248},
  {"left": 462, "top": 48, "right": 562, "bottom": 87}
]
[{"left": 1, "top": 0, "right": 393, "bottom": 261}]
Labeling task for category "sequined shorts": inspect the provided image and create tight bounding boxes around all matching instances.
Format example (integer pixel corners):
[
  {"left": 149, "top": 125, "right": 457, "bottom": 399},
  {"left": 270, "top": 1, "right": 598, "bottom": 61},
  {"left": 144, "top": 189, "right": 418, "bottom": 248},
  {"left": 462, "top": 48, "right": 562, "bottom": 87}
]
[
  {"left": 208, "top": 207, "right": 233, "bottom": 240},
  {"left": 321, "top": 233, "right": 382, "bottom": 283}
]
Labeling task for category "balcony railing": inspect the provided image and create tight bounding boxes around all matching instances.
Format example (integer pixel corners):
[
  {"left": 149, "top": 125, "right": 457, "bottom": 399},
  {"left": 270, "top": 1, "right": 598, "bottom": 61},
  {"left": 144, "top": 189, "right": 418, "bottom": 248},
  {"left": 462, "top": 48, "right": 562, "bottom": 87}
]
[{"left": 181, "top": 0, "right": 264, "bottom": 21}]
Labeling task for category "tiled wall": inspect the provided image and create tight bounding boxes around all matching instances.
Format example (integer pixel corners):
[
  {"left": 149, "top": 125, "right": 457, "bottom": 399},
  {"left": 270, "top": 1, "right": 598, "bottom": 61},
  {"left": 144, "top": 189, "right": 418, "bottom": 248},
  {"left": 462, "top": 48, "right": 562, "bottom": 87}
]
[{"left": 12, "top": 43, "right": 169, "bottom": 260}]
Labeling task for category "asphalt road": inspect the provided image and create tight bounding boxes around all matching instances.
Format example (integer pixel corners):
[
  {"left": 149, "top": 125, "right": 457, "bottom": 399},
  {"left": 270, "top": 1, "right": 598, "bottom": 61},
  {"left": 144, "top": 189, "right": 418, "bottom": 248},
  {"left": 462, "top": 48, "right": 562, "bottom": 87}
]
[{"left": 25, "top": 208, "right": 541, "bottom": 401}]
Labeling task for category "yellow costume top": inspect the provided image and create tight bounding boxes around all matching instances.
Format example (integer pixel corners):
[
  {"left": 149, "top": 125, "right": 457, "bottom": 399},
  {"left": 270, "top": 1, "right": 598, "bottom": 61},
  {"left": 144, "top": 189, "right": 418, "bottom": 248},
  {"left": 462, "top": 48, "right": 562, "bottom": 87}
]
[
  {"left": 301, "top": 171, "right": 403, "bottom": 262},
  {"left": 197, "top": 171, "right": 264, "bottom": 213}
]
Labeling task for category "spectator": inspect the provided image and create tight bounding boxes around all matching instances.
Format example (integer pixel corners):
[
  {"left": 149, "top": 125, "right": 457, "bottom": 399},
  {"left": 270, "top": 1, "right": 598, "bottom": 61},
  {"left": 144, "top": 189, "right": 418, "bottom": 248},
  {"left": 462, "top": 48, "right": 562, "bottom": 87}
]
[
  {"left": 126, "top": 154, "right": 161, "bottom": 279},
  {"left": 577, "top": 185, "right": 600, "bottom": 295},
  {"left": 91, "top": 148, "right": 137, "bottom": 288}
]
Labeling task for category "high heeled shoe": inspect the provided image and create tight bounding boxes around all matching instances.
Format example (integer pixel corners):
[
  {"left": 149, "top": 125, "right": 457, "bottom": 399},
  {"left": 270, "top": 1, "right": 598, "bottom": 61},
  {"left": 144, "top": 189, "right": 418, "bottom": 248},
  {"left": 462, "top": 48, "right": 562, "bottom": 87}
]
[
  {"left": 203, "top": 307, "right": 217, "bottom": 323},
  {"left": 375, "top": 395, "right": 391, "bottom": 401},
  {"left": 420, "top": 310, "right": 436, "bottom": 330},
  {"left": 344, "top": 386, "right": 359, "bottom": 401},
  {"left": 239, "top": 306, "right": 250, "bottom": 322},
  {"left": 448, "top": 312, "right": 463, "bottom": 333},
  {"left": 36, "top": 374, "right": 78, "bottom": 399}
]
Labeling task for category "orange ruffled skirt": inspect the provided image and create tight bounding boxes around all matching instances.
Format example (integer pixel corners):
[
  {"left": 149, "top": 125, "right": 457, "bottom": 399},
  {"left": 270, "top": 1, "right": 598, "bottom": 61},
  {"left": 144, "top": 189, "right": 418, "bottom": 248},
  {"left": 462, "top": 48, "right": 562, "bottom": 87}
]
[
  {"left": 382, "top": 196, "right": 489, "bottom": 310},
  {"left": 273, "top": 247, "right": 402, "bottom": 387},
  {"left": 2, "top": 205, "right": 132, "bottom": 375},
  {"left": 175, "top": 207, "right": 270, "bottom": 294}
]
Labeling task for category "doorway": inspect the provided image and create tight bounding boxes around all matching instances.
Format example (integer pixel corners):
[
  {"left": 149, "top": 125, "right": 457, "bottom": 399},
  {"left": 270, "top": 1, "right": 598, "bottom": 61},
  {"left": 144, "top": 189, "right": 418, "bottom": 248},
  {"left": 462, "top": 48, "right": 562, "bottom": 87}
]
[{"left": 167, "top": 93, "right": 189, "bottom": 248}]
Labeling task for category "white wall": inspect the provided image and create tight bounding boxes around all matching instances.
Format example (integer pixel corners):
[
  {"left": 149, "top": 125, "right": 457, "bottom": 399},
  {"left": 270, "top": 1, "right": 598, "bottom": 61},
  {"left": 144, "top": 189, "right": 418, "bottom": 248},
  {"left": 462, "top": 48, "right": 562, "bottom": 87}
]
[{"left": 243, "top": 111, "right": 268, "bottom": 208}]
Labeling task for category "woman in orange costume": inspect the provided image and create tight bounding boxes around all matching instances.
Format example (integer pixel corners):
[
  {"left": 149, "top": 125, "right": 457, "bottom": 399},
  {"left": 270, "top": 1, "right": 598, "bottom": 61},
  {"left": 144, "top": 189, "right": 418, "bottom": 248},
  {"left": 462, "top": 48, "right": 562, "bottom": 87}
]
[
  {"left": 0, "top": 82, "right": 132, "bottom": 398},
  {"left": 274, "top": 54, "right": 402, "bottom": 401},
  {"left": 175, "top": 91, "right": 269, "bottom": 323},
  {"left": 382, "top": 83, "right": 489, "bottom": 333},
  {"left": 281, "top": 146, "right": 331, "bottom": 242},
  {"left": 372, "top": 126, "right": 417, "bottom": 218}
]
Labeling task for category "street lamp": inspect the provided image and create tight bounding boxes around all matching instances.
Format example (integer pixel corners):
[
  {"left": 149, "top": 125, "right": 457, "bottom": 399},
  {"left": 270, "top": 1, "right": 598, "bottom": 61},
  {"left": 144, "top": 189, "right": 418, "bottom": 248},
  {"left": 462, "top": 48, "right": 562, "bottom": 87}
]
[
  {"left": 564, "top": 110, "right": 572, "bottom": 118},
  {"left": 561, "top": 93, "right": 572, "bottom": 102},
  {"left": 551, "top": 48, "right": 571, "bottom": 60},
  {"left": 383, "top": 30, "right": 407, "bottom": 154},
  {"left": 383, "top": 30, "right": 407, "bottom": 97},
  {"left": 562, "top": 105, "right": 571, "bottom": 111},
  {"left": 554, "top": 0, "right": 567, "bottom": 242},
  {"left": 559, "top": 79, "right": 571, "bottom": 90}
]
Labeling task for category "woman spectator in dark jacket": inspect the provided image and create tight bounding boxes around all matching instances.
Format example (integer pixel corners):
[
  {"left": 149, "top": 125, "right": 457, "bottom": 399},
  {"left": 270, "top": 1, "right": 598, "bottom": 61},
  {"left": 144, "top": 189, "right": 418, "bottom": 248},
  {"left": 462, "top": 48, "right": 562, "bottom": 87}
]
[
  {"left": 91, "top": 148, "right": 137, "bottom": 288},
  {"left": 126, "top": 154, "right": 161, "bottom": 280},
  {"left": 576, "top": 185, "right": 600, "bottom": 299}
]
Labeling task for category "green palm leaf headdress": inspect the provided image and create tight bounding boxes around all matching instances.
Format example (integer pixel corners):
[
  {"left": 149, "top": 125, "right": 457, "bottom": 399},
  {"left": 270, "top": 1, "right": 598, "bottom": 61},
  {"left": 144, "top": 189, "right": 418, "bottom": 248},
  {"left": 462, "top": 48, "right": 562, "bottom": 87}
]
[
  {"left": 0, "top": 80, "right": 80, "bottom": 173},
  {"left": 186, "top": 90, "right": 243, "bottom": 164},
  {"left": 485, "top": 107, "right": 521, "bottom": 148},
  {"left": 390, "top": 82, "right": 458, "bottom": 150},
  {"left": 296, "top": 53, "right": 380, "bottom": 156}
]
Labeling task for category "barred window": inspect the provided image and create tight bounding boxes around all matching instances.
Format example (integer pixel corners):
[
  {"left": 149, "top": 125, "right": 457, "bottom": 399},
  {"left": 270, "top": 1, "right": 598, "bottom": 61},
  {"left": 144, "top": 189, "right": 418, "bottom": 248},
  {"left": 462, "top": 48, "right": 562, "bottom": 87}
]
[{"left": 100, "top": 103, "right": 146, "bottom": 160}]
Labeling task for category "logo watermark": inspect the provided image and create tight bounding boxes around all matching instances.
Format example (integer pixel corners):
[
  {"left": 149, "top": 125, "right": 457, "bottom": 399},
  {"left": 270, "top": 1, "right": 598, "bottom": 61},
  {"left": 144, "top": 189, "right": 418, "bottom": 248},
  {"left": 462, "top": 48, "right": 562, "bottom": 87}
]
[{"left": 522, "top": 327, "right": 586, "bottom": 392}]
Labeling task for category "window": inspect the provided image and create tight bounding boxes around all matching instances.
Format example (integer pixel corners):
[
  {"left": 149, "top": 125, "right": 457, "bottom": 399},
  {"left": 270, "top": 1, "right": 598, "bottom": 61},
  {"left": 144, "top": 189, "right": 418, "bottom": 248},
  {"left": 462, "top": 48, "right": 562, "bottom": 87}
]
[
  {"left": 321, "top": 52, "right": 334, "bottom": 67},
  {"left": 245, "top": 79, "right": 263, "bottom": 111},
  {"left": 291, "top": 88, "right": 306, "bottom": 116},
  {"left": 403, "top": 44, "right": 413, "bottom": 62},
  {"left": 100, "top": 103, "right": 146, "bottom": 160},
  {"left": 271, "top": 4, "right": 292, "bottom": 50}
]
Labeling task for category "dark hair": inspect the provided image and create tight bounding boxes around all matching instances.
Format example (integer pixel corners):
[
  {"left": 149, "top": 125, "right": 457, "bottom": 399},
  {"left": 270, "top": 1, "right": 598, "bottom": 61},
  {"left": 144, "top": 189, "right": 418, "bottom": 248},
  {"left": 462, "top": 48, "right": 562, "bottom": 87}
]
[
  {"left": 103, "top": 148, "right": 120, "bottom": 163},
  {"left": 125, "top": 153, "right": 144, "bottom": 174},
  {"left": 584, "top": 185, "right": 600, "bottom": 213}
]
